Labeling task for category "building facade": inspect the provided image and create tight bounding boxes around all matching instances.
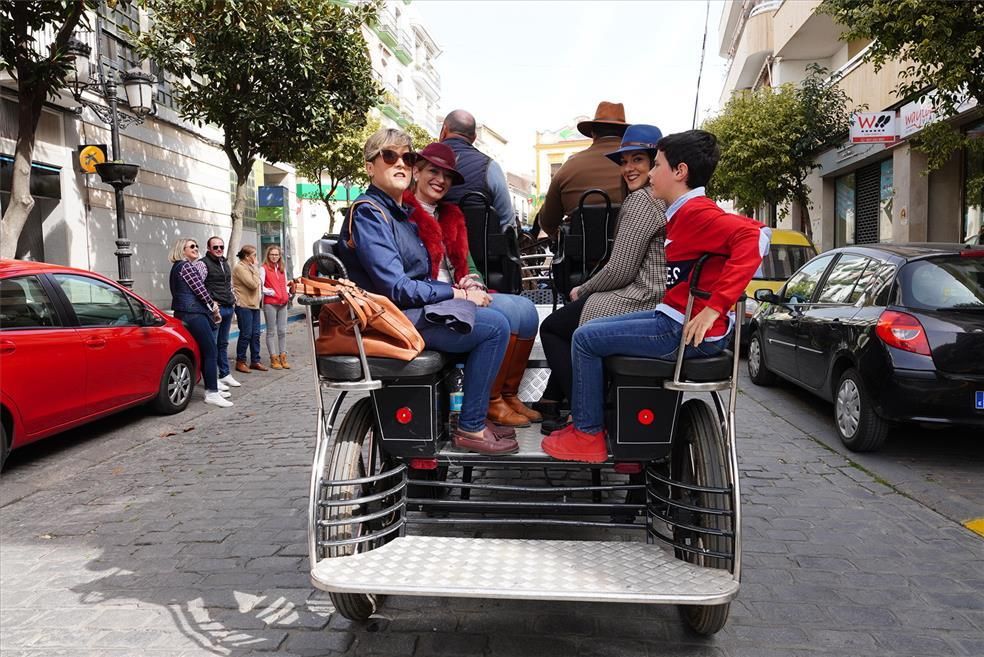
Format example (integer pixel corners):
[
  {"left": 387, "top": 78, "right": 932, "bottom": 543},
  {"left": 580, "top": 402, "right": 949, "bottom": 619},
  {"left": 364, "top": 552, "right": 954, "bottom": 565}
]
[
  {"left": 717, "top": 0, "right": 982, "bottom": 250},
  {"left": 533, "top": 122, "right": 593, "bottom": 215}
]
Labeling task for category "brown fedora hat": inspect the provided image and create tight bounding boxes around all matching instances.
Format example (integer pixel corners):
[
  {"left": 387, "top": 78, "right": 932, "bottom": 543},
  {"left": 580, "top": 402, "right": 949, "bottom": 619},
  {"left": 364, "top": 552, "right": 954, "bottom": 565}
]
[{"left": 576, "top": 101, "right": 629, "bottom": 137}]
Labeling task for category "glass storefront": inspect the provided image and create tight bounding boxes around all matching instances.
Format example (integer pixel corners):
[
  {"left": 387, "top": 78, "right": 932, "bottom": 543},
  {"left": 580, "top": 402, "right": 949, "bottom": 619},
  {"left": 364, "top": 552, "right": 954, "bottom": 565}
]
[
  {"left": 835, "top": 173, "right": 855, "bottom": 246},
  {"left": 834, "top": 158, "right": 894, "bottom": 246},
  {"left": 963, "top": 120, "right": 983, "bottom": 245}
]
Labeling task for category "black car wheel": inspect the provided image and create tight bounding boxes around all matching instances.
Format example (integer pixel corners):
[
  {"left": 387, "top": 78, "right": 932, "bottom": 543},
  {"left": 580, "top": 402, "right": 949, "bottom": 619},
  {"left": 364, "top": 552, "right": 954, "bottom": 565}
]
[
  {"left": 0, "top": 422, "right": 9, "bottom": 472},
  {"left": 747, "top": 332, "right": 777, "bottom": 386},
  {"left": 834, "top": 368, "right": 889, "bottom": 452},
  {"left": 152, "top": 354, "right": 194, "bottom": 414}
]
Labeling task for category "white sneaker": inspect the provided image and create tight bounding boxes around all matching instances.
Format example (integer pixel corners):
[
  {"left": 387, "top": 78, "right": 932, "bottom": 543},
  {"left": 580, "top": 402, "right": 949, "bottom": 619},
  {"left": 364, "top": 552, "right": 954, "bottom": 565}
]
[
  {"left": 217, "top": 380, "right": 230, "bottom": 392},
  {"left": 219, "top": 390, "right": 231, "bottom": 398},
  {"left": 204, "top": 391, "right": 234, "bottom": 408},
  {"left": 218, "top": 374, "right": 241, "bottom": 387}
]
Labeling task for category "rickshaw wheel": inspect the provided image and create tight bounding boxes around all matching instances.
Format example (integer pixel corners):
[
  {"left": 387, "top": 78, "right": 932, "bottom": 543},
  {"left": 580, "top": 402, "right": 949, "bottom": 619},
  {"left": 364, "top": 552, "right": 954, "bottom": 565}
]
[
  {"left": 322, "top": 397, "right": 394, "bottom": 621},
  {"left": 671, "top": 399, "right": 733, "bottom": 636}
]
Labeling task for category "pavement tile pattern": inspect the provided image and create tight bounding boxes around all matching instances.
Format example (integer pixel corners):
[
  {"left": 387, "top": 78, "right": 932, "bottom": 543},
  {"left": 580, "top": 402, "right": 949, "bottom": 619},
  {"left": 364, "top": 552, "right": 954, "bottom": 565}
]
[{"left": 1, "top": 327, "right": 982, "bottom": 656}]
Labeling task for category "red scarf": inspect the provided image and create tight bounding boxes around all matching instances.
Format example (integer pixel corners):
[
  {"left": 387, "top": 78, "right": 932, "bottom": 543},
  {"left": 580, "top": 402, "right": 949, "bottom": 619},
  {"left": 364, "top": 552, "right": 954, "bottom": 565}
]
[{"left": 402, "top": 189, "right": 471, "bottom": 281}]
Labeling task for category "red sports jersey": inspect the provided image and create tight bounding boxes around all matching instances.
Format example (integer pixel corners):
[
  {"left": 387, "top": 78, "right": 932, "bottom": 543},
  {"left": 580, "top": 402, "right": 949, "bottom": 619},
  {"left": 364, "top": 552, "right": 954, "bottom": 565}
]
[{"left": 655, "top": 195, "right": 770, "bottom": 339}]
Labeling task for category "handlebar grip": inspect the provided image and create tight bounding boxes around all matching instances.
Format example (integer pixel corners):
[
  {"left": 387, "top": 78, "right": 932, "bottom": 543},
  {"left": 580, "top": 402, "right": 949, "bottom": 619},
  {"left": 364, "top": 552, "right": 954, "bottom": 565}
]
[
  {"left": 302, "top": 253, "right": 348, "bottom": 280},
  {"left": 689, "top": 253, "right": 714, "bottom": 300}
]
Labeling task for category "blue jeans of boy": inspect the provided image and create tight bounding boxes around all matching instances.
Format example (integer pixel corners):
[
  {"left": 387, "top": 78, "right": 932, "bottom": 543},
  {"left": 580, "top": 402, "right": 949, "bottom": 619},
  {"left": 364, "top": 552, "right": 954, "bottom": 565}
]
[{"left": 571, "top": 310, "right": 726, "bottom": 433}]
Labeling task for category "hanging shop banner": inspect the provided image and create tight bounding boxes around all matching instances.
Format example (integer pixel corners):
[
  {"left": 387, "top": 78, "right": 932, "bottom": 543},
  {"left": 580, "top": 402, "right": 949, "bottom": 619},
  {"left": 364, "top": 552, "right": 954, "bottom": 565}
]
[
  {"left": 899, "top": 99, "right": 937, "bottom": 139},
  {"left": 77, "top": 144, "right": 108, "bottom": 174},
  {"left": 850, "top": 112, "right": 897, "bottom": 143}
]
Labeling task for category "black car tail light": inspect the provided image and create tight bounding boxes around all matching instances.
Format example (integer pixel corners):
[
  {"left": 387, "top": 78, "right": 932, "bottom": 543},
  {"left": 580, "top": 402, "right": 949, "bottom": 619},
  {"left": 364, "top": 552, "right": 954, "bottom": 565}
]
[{"left": 876, "top": 310, "right": 931, "bottom": 356}]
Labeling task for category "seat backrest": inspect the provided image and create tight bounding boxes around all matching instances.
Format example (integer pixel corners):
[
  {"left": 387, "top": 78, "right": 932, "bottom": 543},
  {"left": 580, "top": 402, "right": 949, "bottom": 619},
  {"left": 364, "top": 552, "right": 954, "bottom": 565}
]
[
  {"left": 311, "top": 234, "right": 345, "bottom": 278},
  {"left": 459, "top": 191, "right": 522, "bottom": 293},
  {"left": 550, "top": 189, "right": 619, "bottom": 300}
]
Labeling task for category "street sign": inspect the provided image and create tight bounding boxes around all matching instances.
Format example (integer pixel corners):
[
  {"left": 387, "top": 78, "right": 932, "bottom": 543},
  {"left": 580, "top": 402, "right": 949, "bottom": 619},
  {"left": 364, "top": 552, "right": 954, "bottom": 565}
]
[{"left": 850, "top": 112, "right": 897, "bottom": 143}]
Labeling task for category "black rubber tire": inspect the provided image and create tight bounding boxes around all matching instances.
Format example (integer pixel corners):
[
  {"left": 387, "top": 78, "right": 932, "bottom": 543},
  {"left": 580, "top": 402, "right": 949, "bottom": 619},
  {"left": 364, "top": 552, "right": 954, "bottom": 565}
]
[
  {"left": 152, "top": 354, "right": 194, "bottom": 414},
  {"left": 747, "top": 331, "right": 778, "bottom": 386},
  {"left": 323, "top": 397, "right": 386, "bottom": 621},
  {"left": 834, "top": 368, "right": 889, "bottom": 452},
  {"left": 0, "top": 422, "right": 9, "bottom": 472},
  {"left": 672, "top": 399, "right": 733, "bottom": 636}
]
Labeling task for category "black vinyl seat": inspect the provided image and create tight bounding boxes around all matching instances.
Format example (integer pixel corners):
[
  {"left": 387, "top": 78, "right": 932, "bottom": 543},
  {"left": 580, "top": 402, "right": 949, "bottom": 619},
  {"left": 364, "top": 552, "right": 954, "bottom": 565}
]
[
  {"left": 460, "top": 191, "right": 523, "bottom": 294},
  {"left": 550, "top": 189, "right": 619, "bottom": 302},
  {"left": 318, "top": 350, "right": 448, "bottom": 381},
  {"left": 605, "top": 351, "right": 734, "bottom": 383}
]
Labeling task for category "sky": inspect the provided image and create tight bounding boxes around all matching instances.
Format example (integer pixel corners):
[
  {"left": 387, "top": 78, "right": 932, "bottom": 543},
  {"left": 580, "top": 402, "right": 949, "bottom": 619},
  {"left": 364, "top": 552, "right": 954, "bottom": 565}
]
[{"left": 414, "top": 0, "right": 730, "bottom": 177}]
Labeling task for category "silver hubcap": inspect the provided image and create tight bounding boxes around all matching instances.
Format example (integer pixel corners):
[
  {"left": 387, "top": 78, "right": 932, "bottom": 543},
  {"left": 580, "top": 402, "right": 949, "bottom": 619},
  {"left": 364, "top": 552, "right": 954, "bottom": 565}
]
[
  {"left": 168, "top": 363, "right": 192, "bottom": 406},
  {"left": 748, "top": 338, "right": 762, "bottom": 377},
  {"left": 836, "top": 379, "right": 861, "bottom": 437}
]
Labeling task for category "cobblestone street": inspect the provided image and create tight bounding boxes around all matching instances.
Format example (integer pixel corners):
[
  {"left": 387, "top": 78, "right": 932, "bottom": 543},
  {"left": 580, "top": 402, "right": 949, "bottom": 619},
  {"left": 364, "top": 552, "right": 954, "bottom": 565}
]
[{"left": 2, "top": 326, "right": 982, "bottom": 657}]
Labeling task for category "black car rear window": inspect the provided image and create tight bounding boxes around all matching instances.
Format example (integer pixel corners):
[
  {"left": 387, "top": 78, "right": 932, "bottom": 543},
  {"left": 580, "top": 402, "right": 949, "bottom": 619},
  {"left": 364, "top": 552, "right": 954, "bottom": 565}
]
[{"left": 899, "top": 255, "right": 984, "bottom": 311}]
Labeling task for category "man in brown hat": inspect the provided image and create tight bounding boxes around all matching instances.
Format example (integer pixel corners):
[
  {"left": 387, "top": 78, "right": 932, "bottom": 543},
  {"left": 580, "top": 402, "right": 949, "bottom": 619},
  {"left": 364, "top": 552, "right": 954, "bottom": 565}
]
[{"left": 536, "top": 101, "right": 629, "bottom": 238}]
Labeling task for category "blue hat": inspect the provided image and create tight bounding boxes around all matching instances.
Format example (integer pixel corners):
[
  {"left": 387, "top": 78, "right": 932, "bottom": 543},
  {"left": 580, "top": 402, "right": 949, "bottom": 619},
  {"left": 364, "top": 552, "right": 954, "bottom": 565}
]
[{"left": 605, "top": 124, "right": 663, "bottom": 164}]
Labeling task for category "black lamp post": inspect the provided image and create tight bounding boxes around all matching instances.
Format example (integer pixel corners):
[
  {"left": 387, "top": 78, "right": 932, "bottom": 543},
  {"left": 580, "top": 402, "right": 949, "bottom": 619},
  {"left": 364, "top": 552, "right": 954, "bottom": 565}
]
[{"left": 65, "top": 36, "right": 156, "bottom": 289}]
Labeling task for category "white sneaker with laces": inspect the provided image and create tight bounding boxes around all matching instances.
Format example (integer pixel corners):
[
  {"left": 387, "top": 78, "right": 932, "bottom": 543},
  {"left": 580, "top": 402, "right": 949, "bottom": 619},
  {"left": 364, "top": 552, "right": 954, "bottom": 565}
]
[
  {"left": 217, "top": 380, "right": 230, "bottom": 392},
  {"left": 219, "top": 390, "right": 231, "bottom": 398},
  {"left": 218, "top": 374, "right": 241, "bottom": 387},
  {"left": 204, "top": 391, "right": 234, "bottom": 408}
]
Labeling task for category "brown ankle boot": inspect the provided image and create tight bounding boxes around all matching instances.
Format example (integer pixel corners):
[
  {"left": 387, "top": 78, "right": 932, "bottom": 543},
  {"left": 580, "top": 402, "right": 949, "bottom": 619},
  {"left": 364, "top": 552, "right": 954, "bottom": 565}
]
[
  {"left": 271, "top": 354, "right": 283, "bottom": 370},
  {"left": 280, "top": 352, "right": 291, "bottom": 369},
  {"left": 235, "top": 360, "right": 251, "bottom": 374},
  {"left": 502, "top": 337, "right": 542, "bottom": 422},
  {"left": 487, "top": 334, "right": 530, "bottom": 427}
]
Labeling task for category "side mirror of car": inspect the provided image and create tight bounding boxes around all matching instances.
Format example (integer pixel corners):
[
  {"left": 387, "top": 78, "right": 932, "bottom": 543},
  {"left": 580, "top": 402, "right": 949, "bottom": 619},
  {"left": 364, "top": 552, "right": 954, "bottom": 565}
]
[
  {"left": 141, "top": 308, "right": 166, "bottom": 327},
  {"left": 754, "top": 288, "right": 780, "bottom": 304}
]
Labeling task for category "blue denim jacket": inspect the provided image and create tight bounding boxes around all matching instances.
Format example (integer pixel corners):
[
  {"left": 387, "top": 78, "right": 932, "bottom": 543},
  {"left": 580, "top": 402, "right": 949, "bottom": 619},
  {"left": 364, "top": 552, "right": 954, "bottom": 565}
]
[{"left": 336, "top": 185, "right": 454, "bottom": 323}]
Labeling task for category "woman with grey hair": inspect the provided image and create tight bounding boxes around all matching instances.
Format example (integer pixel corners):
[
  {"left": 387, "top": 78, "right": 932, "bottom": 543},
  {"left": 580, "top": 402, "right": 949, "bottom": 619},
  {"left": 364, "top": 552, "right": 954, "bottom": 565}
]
[{"left": 335, "top": 128, "right": 518, "bottom": 456}]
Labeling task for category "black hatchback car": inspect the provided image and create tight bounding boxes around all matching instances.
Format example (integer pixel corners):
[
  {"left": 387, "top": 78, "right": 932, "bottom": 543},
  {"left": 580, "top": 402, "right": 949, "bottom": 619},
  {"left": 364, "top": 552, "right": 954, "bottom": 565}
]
[{"left": 747, "top": 243, "right": 984, "bottom": 452}]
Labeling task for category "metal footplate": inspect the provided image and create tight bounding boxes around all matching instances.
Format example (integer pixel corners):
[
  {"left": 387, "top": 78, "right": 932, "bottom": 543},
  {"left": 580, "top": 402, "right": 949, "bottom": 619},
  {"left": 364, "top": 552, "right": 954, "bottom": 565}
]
[{"left": 310, "top": 536, "right": 739, "bottom": 604}]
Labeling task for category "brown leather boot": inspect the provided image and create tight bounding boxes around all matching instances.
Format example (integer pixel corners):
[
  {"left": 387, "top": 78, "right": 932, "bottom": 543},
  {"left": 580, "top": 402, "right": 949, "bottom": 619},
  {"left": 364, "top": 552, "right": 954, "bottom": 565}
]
[
  {"left": 280, "top": 352, "right": 291, "bottom": 369},
  {"left": 502, "top": 336, "right": 542, "bottom": 422},
  {"left": 487, "top": 334, "right": 530, "bottom": 427},
  {"left": 270, "top": 354, "right": 283, "bottom": 370},
  {"left": 250, "top": 361, "right": 269, "bottom": 371},
  {"left": 235, "top": 360, "right": 251, "bottom": 374}
]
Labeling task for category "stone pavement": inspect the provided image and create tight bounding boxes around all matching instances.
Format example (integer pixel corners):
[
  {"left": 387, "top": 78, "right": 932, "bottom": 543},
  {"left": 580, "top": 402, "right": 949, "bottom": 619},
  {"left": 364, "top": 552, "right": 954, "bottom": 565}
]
[{"left": 2, "top": 325, "right": 983, "bottom": 657}]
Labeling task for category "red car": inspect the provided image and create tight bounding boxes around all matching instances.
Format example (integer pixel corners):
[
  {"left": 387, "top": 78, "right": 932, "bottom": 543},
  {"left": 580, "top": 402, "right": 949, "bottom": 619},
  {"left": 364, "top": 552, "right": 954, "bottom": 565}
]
[{"left": 0, "top": 260, "right": 200, "bottom": 468}]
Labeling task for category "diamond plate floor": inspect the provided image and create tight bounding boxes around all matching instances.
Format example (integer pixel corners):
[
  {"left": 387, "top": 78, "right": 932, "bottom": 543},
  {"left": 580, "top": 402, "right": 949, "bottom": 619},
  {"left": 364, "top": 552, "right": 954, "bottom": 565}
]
[{"left": 311, "top": 536, "right": 738, "bottom": 604}]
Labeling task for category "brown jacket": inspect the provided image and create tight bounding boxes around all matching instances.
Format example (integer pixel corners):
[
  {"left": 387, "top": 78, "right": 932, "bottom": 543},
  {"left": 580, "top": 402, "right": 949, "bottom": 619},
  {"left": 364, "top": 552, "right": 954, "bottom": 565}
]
[
  {"left": 232, "top": 261, "right": 262, "bottom": 309},
  {"left": 537, "top": 136, "right": 624, "bottom": 238}
]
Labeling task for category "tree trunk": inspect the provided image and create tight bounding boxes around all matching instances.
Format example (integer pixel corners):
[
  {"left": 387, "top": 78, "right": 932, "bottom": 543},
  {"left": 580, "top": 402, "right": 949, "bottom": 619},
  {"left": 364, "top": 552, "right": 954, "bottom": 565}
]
[
  {"left": 796, "top": 192, "right": 814, "bottom": 242},
  {"left": 228, "top": 165, "right": 251, "bottom": 261},
  {"left": 0, "top": 82, "right": 45, "bottom": 259}
]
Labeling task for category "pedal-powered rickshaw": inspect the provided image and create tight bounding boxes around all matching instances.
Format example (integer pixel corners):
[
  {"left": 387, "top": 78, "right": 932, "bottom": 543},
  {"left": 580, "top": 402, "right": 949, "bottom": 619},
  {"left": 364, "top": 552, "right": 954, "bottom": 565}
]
[{"left": 300, "top": 240, "right": 745, "bottom": 636}]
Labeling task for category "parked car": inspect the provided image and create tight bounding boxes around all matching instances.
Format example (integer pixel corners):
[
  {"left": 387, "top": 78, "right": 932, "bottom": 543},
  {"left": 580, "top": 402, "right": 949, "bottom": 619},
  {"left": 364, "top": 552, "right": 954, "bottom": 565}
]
[
  {"left": 739, "top": 229, "right": 817, "bottom": 348},
  {"left": 746, "top": 243, "right": 984, "bottom": 452},
  {"left": 0, "top": 260, "right": 200, "bottom": 469}
]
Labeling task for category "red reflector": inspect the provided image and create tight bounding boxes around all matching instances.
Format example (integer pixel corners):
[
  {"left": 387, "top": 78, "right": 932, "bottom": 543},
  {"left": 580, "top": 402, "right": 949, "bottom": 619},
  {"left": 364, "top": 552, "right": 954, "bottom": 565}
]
[
  {"left": 637, "top": 409, "right": 654, "bottom": 425},
  {"left": 875, "top": 310, "right": 932, "bottom": 356},
  {"left": 395, "top": 407, "right": 413, "bottom": 424},
  {"left": 614, "top": 462, "right": 643, "bottom": 474},
  {"left": 409, "top": 458, "right": 438, "bottom": 470},
  {"left": 960, "top": 249, "right": 984, "bottom": 257}
]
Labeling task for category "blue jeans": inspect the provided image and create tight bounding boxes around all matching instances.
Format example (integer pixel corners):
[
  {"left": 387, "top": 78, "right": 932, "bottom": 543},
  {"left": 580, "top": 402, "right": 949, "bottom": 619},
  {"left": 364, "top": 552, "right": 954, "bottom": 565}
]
[
  {"left": 211, "top": 305, "right": 234, "bottom": 377},
  {"left": 417, "top": 307, "right": 510, "bottom": 432},
  {"left": 571, "top": 310, "right": 726, "bottom": 433},
  {"left": 175, "top": 310, "right": 218, "bottom": 393},
  {"left": 488, "top": 293, "right": 538, "bottom": 338},
  {"left": 235, "top": 307, "right": 262, "bottom": 364}
]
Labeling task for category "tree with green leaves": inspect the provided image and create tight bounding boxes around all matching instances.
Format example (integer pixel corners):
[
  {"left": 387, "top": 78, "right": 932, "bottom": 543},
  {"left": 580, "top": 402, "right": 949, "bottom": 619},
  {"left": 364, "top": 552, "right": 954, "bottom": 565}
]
[
  {"left": 294, "top": 115, "right": 380, "bottom": 234},
  {"left": 134, "top": 0, "right": 379, "bottom": 257},
  {"left": 404, "top": 122, "right": 434, "bottom": 149},
  {"left": 703, "top": 65, "right": 853, "bottom": 240},
  {"left": 819, "top": 0, "right": 984, "bottom": 203},
  {"left": 1, "top": 0, "right": 132, "bottom": 259}
]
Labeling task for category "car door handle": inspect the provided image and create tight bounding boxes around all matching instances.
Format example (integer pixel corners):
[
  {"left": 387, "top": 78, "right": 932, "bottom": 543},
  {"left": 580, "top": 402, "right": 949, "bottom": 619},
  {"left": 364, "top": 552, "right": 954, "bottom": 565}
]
[
  {"left": 0, "top": 340, "right": 15, "bottom": 355},
  {"left": 84, "top": 337, "right": 107, "bottom": 349}
]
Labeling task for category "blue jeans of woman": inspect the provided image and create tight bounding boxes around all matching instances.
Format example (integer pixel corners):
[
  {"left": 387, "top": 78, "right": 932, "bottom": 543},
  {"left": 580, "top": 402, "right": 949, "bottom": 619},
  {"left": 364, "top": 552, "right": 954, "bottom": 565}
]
[
  {"left": 488, "top": 293, "right": 538, "bottom": 338},
  {"left": 571, "top": 310, "right": 726, "bottom": 433},
  {"left": 211, "top": 305, "right": 235, "bottom": 377},
  {"left": 175, "top": 310, "right": 218, "bottom": 393},
  {"left": 417, "top": 307, "right": 510, "bottom": 433},
  {"left": 235, "top": 307, "right": 262, "bottom": 364}
]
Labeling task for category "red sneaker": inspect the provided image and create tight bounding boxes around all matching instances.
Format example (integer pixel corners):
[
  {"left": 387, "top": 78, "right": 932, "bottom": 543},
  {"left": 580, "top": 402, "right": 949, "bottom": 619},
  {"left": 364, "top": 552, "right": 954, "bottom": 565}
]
[{"left": 541, "top": 424, "right": 608, "bottom": 463}]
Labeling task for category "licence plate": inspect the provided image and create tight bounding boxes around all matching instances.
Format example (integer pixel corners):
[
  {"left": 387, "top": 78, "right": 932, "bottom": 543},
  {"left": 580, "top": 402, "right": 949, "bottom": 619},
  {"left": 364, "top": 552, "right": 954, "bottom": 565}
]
[{"left": 977, "top": 391, "right": 984, "bottom": 410}]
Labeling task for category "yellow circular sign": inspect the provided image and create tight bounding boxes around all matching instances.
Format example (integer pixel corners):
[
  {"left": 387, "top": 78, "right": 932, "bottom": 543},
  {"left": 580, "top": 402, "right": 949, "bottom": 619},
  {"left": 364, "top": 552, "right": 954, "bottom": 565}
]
[{"left": 79, "top": 145, "right": 106, "bottom": 174}]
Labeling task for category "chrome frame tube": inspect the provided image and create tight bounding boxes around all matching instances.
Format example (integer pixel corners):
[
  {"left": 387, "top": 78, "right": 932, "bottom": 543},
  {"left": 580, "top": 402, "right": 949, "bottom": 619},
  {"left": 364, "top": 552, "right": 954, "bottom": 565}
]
[{"left": 307, "top": 390, "right": 347, "bottom": 571}]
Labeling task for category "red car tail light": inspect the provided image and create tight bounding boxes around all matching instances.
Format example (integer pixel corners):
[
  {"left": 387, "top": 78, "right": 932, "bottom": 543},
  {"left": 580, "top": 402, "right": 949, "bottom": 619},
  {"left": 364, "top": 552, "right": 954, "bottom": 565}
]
[
  {"left": 959, "top": 249, "right": 984, "bottom": 257},
  {"left": 876, "top": 310, "right": 931, "bottom": 356}
]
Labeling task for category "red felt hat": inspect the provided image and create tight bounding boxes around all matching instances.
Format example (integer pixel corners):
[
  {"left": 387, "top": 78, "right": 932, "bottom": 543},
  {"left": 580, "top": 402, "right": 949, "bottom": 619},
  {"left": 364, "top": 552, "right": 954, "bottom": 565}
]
[{"left": 416, "top": 142, "right": 465, "bottom": 185}]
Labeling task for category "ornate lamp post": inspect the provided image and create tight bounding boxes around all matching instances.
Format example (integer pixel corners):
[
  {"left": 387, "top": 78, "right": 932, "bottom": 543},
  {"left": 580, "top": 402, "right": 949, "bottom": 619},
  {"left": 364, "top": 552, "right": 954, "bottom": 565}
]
[{"left": 65, "top": 37, "right": 156, "bottom": 289}]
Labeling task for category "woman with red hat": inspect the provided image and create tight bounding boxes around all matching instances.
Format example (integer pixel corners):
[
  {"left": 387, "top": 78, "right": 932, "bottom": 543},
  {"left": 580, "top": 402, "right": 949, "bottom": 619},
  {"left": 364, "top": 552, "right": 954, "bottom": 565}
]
[{"left": 404, "top": 142, "right": 541, "bottom": 428}]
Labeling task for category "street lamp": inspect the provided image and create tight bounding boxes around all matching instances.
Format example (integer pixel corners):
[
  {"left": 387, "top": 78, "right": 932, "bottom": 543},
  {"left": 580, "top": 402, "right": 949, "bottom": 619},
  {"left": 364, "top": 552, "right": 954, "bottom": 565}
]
[{"left": 65, "top": 36, "right": 156, "bottom": 289}]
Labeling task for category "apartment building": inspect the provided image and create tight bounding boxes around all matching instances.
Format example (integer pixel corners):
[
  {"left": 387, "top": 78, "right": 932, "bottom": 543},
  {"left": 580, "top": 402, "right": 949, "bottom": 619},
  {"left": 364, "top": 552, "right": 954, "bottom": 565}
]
[
  {"left": 718, "top": 0, "right": 982, "bottom": 250},
  {"left": 533, "top": 122, "right": 593, "bottom": 213}
]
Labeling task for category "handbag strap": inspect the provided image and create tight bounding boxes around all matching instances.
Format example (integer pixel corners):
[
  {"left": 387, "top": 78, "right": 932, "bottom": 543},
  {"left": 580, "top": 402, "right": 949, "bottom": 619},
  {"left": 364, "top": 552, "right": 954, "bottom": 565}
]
[{"left": 346, "top": 199, "right": 390, "bottom": 249}]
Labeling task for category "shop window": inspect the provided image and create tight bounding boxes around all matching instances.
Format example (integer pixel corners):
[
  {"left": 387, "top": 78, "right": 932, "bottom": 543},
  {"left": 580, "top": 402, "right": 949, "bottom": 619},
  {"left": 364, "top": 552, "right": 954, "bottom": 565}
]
[
  {"left": 835, "top": 174, "right": 855, "bottom": 246},
  {"left": 963, "top": 120, "right": 984, "bottom": 245}
]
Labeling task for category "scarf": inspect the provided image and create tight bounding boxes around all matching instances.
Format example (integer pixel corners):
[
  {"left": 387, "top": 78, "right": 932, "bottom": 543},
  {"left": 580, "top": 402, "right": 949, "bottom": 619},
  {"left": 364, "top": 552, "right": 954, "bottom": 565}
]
[{"left": 402, "top": 188, "right": 471, "bottom": 281}]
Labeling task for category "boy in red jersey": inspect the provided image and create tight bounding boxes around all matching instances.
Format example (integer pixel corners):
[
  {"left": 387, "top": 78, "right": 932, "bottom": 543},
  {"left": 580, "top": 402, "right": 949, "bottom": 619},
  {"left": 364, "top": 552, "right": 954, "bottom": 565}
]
[{"left": 543, "top": 130, "right": 770, "bottom": 462}]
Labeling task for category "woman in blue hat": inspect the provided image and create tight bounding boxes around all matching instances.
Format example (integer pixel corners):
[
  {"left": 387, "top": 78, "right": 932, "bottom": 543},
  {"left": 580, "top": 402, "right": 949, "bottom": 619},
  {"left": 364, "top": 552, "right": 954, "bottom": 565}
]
[{"left": 536, "top": 124, "right": 669, "bottom": 432}]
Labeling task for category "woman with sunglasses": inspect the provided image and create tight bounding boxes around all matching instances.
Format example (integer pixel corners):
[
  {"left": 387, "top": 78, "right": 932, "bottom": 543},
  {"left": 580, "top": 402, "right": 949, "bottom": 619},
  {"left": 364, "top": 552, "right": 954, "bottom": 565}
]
[
  {"left": 336, "top": 128, "right": 518, "bottom": 456},
  {"left": 168, "top": 238, "right": 233, "bottom": 408},
  {"left": 402, "top": 142, "right": 541, "bottom": 427}
]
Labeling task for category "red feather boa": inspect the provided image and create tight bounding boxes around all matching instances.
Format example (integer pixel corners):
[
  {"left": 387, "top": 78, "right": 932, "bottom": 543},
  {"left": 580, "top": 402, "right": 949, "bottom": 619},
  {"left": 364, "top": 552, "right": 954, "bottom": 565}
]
[{"left": 402, "top": 189, "right": 472, "bottom": 281}]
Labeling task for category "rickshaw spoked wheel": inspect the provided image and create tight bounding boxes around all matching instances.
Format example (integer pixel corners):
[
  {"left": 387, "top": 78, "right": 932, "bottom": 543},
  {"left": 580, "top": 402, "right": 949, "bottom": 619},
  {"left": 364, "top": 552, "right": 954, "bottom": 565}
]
[
  {"left": 322, "top": 397, "right": 398, "bottom": 621},
  {"left": 670, "top": 399, "right": 733, "bottom": 636}
]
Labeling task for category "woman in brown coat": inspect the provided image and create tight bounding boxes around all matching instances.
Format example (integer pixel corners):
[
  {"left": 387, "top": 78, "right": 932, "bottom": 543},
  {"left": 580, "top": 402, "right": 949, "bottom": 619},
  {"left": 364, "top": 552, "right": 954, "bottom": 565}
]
[{"left": 232, "top": 244, "right": 267, "bottom": 373}]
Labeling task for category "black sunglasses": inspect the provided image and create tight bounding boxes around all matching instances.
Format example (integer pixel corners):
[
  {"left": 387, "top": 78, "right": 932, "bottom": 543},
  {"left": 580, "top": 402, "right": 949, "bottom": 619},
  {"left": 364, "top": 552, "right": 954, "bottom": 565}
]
[
  {"left": 210, "top": 245, "right": 225, "bottom": 251},
  {"left": 188, "top": 243, "right": 199, "bottom": 249},
  {"left": 373, "top": 149, "right": 417, "bottom": 166}
]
